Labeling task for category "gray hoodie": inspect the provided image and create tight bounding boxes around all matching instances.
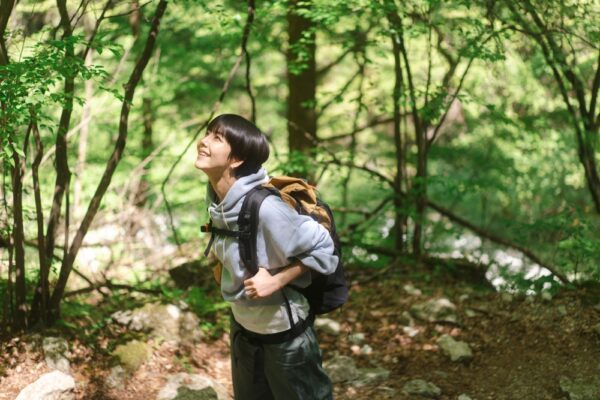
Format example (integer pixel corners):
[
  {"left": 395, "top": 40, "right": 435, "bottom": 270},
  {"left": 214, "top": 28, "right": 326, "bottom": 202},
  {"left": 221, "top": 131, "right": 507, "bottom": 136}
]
[{"left": 207, "top": 168, "right": 338, "bottom": 334}]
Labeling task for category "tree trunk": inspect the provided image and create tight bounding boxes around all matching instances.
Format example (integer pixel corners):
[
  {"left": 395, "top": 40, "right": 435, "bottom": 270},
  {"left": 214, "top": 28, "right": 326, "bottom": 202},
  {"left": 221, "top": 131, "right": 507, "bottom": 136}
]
[
  {"left": 134, "top": 97, "right": 154, "bottom": 207},
  {"left": 287, "top": 0, "right": 316, "bottom": 178}
]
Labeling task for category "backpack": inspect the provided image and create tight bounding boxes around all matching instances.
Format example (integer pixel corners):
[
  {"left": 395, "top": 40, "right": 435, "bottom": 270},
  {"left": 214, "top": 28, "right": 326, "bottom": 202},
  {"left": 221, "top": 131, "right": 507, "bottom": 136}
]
[{"left": 202, "top": 176, "right": 348, "bottom": 316}]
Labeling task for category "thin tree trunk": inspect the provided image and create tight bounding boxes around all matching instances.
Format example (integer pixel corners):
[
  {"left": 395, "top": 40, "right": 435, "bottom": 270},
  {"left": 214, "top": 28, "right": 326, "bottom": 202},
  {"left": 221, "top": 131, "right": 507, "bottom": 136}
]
[
  {"left": 134, "top": 97, "right": 153, "bottom": 207},
  {"left": 390, "top": 23, "right": 406, "bottom": 253},
  {"left": 48, "top": 0, "right": 168, "bottom": 323},
  {"left": 287, "top": 0, "right": 317, "bottom": 178}
]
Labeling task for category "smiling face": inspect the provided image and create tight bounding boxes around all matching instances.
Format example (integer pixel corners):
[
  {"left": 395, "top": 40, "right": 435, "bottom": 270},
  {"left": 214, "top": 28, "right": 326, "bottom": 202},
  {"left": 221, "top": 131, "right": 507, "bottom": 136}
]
[{"left": 195, "top": 131, "right": 241, "bottom": 179}]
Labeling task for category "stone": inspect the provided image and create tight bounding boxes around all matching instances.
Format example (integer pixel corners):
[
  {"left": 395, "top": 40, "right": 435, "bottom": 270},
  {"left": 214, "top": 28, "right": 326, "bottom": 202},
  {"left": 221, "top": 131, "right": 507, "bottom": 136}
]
[
  {"left": 558, "top": 305, "right": 568, "bottom": 316},
  {"left": 559, "top": 377, "right": 600, "bottom": 400},
  {"left": 436, "top": 334, "right": 473, "bottom": 362},
  {"left": 323, "top": 355, "right": 360, "bottom": 383},
  {"left": 43, "top": 337, "right": 70, "bottom": 373},
  {"left": 156, "top": 373, "right": 228, "bottom": 400},
  {"left": 402, "top": 379, "right": 442, "bottom": 398},
  {"left": 410, "top": 298, "right": 458, "bottom": 323},
  {"left": 465, "top": 309, "right": 477, "bottom": 318},
  {"left": 348, "top": 332, "right": 365, "bottom": 344},
  {"left": 403, "top": 284, "right": 422, "bottom": 296},
  {"left": 105, "top": 365, "right": 127, "bottom": 389},
  {"left": 458, "top": 395, "right": 473, "bottom": 400},
  {"left": 403, "top": 326, "right": 419, "bottom": 337},
  {"left": 169, "top": 261, "right": 205, "bottom": 289},
  {"left": 112, "top": 340, "right": 151, "bottom": 372},
  {"left": 352, "top": 367, "right": 390, "bottom": 387},
  {"left": 314, "top": 318, "right": 341, "bottom": 336},
  {"left": 16, "top": 370, "right": 75, "bottom": 400},
  {"left": 541, "top": 291, "right": 553, "bottom": 301},
  {"left": 179, "top": 311, "right": 204, "bottom": 346},
  {"left": 458, "top": 294, "right": 469, "bottom": 303},
  {"left": 360, "top": 345, "right": 373, "bottom": 355}
]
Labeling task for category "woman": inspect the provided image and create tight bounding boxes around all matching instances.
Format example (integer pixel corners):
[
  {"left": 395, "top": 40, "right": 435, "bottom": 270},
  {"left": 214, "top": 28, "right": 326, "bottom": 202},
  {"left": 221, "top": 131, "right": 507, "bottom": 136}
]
[{"left": 195, "top": 113, "right": 337, "bottom": 400}]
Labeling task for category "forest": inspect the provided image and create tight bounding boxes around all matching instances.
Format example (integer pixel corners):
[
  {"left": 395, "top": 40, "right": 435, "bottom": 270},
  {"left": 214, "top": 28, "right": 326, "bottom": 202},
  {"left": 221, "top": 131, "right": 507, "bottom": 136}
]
[{"left": 0, "top": 0, "right": 599, "bottom": 399}]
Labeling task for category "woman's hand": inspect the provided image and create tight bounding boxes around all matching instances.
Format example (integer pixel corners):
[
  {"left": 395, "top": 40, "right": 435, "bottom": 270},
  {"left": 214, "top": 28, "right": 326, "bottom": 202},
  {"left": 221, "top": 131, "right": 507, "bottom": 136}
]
[{"left": 244, "top": 268, "right": 281, "bottom": 299}]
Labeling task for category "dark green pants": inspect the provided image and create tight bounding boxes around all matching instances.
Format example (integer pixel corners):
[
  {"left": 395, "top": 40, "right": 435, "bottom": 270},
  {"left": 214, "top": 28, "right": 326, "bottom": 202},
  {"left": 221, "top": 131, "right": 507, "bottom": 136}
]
[{"left": 230, "top": 318, "right": 333, "bottom": 400}]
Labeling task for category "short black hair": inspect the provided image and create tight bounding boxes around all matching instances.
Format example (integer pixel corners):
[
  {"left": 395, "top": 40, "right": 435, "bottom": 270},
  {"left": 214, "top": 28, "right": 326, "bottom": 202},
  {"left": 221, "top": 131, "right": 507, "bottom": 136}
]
[{"left": 206, "top": 114, "right": 270, "bottom": 177}]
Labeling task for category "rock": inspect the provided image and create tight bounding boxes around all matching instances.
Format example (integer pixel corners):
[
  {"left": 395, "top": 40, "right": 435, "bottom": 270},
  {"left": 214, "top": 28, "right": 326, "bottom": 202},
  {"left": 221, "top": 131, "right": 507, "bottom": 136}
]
[
  {"left": 112, "top": 340, "right": 151, "bottom": 372},
  {"left": 403, "top": 326, "right": 419, "bottom": 337},
  {"left": 436, "top": 334, "right": 473, "bottom": 362},
  {"left": 112, "top": 303, "right": 204, "bottom": 344},
  {"left": 402, "top": 379, "right": 442, "bottom": 398},
  {"left": 458, "top": 294, "right": 469, "bottom": 303},
  {"left": 352, "top": 367, "right": 390, "bottom": 387},
  {"left": 360, "top": 345, "right": 373, "bottom": 355},
  {"left": 541, "top": 291, "right": 553, "bottom": 301},
  {"left": 179, "top": 311, "right": 204, "bottom": 346},
  {"left": 156, "top": 373, "right": 228, "bottom": 400},
  {"left": 403, "top": 284, "right": 422, "bottom": 296},
  {"left": 43, "top": 337, "right": 70, "bottom": 373},
  {"left": 106, "top": 365, "right": 127, "bottom": 389},
  {"left": 593, "top": 323, "right": 600, "bottom": 336},
  {"left": 558, "top": 305, "right": 568, "bottom": 316},
  {"left": 314, "top": 318, "right": 341, "bottom": 335},
  {"left": 465, "top": 309, "right": 477, "bottom": 318},
  {"left": 348, "top": 332, "right": 365, "bottom": 344},
  {"left": 16, "top": 370, "right": 75, "bottom": 400},
  {"left": 323, "top": 355, "right": 360, "bottom": 383},
  {"left": 559, "top": 377, "right": 600, "bottom": 400},
  {"left": 458, "top": 395, "right": 473, "bottom": 400},
  {"left": 410, "top": 298, "right": 458, "bottom": 323}
]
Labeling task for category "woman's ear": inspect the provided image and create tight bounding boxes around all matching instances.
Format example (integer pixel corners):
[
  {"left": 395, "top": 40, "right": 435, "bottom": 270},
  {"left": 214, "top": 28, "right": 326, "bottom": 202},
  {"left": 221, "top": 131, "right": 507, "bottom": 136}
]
[{"left": 229, "top": 158, "right": 244, "bottom": 170}]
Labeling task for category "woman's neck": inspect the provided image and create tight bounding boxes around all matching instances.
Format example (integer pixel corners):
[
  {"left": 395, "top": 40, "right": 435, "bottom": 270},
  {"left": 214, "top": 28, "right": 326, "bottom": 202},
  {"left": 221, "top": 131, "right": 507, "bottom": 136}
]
[{"left": 209, "top": 171, "right": 237, "bottom": 203}]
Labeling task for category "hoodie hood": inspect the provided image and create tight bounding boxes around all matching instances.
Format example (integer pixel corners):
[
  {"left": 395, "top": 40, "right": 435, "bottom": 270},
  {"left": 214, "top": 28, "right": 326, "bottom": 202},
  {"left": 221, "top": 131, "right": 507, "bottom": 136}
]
[{"left": 207, "top": 168, "right": 269, "bottom": 229}]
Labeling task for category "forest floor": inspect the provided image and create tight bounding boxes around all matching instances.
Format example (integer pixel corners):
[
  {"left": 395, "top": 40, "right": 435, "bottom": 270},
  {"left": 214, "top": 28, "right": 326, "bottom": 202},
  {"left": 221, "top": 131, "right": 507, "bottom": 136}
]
[{"left": 1, "top": 265, "right": 600, "bottom": 400}]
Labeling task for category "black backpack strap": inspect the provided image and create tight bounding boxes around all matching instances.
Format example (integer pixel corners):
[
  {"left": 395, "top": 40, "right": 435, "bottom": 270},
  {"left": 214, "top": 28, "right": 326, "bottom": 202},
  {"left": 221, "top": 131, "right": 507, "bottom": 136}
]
[
  {"left": 201, "top": 220, "right": 247, "bottom": 257},
  {"left": 237, "top": 185, "right": 279, "bottom": 275}
]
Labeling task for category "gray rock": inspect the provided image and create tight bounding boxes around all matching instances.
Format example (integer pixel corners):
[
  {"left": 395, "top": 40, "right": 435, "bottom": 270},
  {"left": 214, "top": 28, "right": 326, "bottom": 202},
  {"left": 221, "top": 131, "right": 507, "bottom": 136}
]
[
  {"left": 106, "top": 365, "right": 127, "bottom": 389},
  {"left": 16, "top": 370, "right": 75, "bottom": 400},
  {"left": 558, "top": 305, "right": 568, "bottom": 316},
  {"left": 360, "top": 344, "right": 373, "bottom": 355},
  {"left": 352, "top": 367, "right": 390, "bottom": 387},
  {"left": 348, "top": 332, "right": 365, "bottom": 344},
  {"left": 541, "top": 291, "right": 553, "bottom": 301},
  {"left": 156, "top": 373, "right": 228, "bottom": 400},
  {"left": 436, "top": 334, "right": 473, "bottom": 362},
  {"left": 43, "top": 337, "right": 70, "bottom": 373},
  {"left": 403, "top": 284, "right": 422, "bottom": 296},
  {"left": 323, "top": 355, "right": 360, "bottom": 383},
  {"left": 458, "top": 395, "right": 473, "bottom": 400},
  {"left": 403, "top": 326, "right": 419, "bottom": 337},
  {"left": 402, "top": 379, "right": 442, "bottom": 398},
  {"left": 410, "top": 298, "right": 458, "bottom": 323},
  {"left": 560, "top": 377, "right": 600, "bottom": 400},
  {"left": 314, "top": 318, "right": 341, "bottom": 336},
  {"left": 465, "top": 309, "right": 477, "bottom": 318},
  {"left": 112, "top": 303, "right": 204, "bottom": 344}
]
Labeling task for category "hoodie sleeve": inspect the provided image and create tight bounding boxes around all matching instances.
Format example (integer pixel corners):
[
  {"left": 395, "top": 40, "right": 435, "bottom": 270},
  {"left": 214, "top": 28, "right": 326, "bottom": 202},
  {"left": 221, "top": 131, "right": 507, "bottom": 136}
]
[{"left": 257, "top": 195, "right": 338, "bottom": 275}]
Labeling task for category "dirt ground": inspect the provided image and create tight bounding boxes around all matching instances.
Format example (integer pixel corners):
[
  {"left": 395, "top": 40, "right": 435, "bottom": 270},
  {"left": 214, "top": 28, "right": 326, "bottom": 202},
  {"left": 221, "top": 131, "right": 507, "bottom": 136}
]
[{"left": 1, "top": 267, "right": 600, "bottom": 400}]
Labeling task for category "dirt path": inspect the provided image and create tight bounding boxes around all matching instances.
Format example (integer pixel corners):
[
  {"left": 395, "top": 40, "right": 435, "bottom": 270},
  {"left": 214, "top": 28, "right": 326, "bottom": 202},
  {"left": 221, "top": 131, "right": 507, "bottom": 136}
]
[{"left": 1, "top": 270, "right": 599, "bottom": 399}]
